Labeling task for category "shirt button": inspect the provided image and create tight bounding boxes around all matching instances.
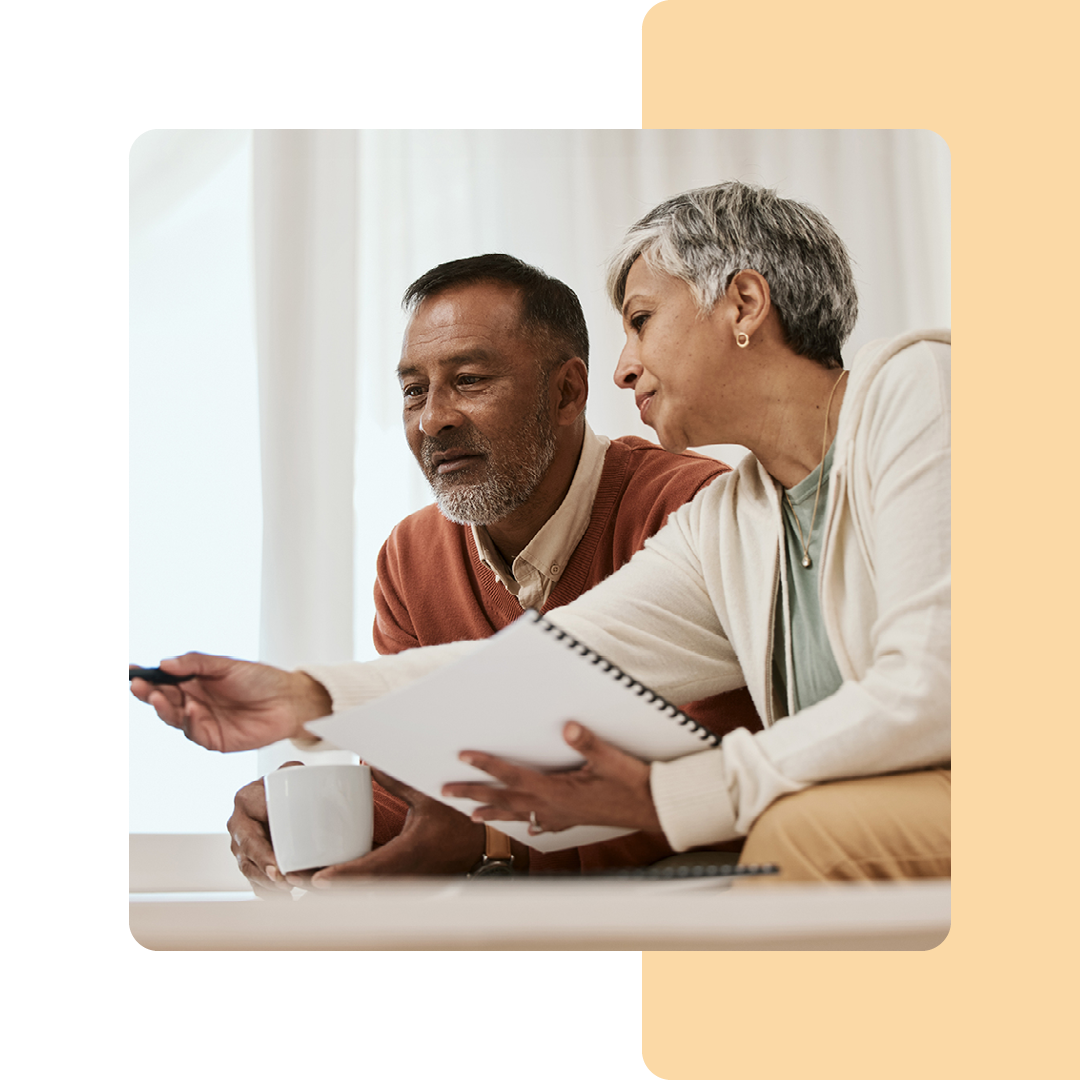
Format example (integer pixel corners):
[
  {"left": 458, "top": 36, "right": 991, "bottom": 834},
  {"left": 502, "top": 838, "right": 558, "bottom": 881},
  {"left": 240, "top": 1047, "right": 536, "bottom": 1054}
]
[{"left": 550, "top": 564, "right": 560, "bottom": 575}]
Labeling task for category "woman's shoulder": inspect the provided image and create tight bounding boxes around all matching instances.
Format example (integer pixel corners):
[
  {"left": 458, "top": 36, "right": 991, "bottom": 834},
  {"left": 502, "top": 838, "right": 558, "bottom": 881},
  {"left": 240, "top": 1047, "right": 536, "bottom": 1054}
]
[
  {"left": 851, "top": 329, "right": 950, "bottom": 385},
  {"left": 847, "top": 329, "right": 950, "bottom": 412},
  {"left": 841, "top": 330, "right": 951, "bottom": 460}
]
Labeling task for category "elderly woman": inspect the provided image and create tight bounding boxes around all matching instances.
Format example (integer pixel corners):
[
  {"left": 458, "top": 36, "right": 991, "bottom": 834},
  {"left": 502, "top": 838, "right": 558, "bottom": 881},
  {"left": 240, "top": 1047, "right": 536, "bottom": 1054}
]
[
  {"left": 136, "top": 182, "right": 950, "bottom": 881},
  {"left": 442, "top": 182, "right": 951, "bottom": 878}
]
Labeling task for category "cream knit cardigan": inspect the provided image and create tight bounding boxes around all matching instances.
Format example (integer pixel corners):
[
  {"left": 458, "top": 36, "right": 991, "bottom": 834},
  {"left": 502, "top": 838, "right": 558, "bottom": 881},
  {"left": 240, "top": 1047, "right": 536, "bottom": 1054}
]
[{"left": 304, "top": 329, "right": 952, "bottom": 852}]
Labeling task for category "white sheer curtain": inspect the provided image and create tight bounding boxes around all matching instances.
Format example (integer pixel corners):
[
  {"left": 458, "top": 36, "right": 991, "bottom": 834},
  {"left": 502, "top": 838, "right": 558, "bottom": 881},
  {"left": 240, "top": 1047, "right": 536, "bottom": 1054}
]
[
  {"left": 252, "top": 130, "right": 362, "bottom": 772},
  {"left": 253, "top": 130, "right": 358, "bottom": 670}
]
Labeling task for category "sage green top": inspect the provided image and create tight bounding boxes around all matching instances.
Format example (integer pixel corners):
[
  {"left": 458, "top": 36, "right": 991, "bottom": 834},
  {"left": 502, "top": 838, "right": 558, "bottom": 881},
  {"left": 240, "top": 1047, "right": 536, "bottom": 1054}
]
[{"left": 772, "top": 441, "right": 844, "bottom": 716}]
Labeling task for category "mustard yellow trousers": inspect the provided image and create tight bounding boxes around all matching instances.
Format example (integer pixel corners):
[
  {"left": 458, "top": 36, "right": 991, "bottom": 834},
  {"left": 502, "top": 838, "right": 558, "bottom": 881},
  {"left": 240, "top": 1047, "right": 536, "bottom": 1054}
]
[{"left": 738, "top": 768, "right": 951, "bottom": 882}]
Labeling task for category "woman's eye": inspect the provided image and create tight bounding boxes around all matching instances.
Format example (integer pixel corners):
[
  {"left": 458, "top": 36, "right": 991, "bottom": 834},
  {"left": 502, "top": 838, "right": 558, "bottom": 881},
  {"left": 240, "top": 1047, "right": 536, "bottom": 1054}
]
[{"left": 630, "top": 312, "right": 650, "bottom": 333}]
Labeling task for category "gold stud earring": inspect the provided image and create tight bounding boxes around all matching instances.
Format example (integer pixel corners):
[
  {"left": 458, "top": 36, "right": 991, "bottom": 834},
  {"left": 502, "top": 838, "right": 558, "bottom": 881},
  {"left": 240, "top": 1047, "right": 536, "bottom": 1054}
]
[{"left": 735, "top": 331, "right": 750, "bottom": 348}]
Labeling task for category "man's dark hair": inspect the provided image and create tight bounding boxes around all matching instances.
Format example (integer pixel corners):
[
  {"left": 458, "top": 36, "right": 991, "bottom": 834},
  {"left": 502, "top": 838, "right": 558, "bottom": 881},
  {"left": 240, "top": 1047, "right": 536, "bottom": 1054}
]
[{"left": 402, "top": 254, "right": 589, "bottom": 371}]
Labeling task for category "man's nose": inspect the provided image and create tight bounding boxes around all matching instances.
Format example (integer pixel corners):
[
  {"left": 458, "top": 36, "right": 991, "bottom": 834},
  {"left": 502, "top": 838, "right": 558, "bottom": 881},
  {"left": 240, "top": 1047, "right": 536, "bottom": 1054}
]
[
  {"left": 613, "top": 341, "right": 642, "bottom": 389},
  {"left": 419, "top": 387, "right": 463, "bottom": 436}
]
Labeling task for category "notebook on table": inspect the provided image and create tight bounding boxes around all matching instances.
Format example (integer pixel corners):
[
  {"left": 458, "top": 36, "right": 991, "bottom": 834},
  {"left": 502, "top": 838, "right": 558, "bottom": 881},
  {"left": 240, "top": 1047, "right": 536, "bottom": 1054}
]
[{"left": 307, "top": 610, "right": 721, "bottom": 852}]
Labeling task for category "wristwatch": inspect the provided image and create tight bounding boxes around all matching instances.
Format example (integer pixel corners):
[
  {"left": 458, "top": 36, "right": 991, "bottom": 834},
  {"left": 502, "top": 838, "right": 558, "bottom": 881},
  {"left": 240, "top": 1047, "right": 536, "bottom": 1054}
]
[{"left": 467, "top": 826, "right": 515, "bottom": 877}]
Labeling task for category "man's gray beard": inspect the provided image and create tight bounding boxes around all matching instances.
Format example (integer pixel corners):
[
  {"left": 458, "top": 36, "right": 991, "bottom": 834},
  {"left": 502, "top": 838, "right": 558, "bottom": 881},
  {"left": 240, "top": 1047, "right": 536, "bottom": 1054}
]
[{"left": 423, "top": 400, "right": 558, "bottom": 527}]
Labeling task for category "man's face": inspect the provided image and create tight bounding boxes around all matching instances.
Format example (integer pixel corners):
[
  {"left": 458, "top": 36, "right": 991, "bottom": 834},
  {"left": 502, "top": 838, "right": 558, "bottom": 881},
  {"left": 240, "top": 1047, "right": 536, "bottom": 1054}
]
[{"left": 398, "top": 282, "right": 557, "bottom": 526}]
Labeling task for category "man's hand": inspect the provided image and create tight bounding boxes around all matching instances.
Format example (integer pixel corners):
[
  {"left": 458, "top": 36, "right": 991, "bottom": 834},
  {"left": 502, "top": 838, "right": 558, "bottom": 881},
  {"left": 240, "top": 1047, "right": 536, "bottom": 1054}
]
[
  {"left": 290, "top": 771, "right": 488, "bottom": 888},
  {"left": 227, "top": 762, "right": 306, "bottom": 900},
  {"left": 442, "top": 721, "right": 663, "bottom": 836},
  {"left": 130, "top": 654, "right": 331, "bottom": 752}
]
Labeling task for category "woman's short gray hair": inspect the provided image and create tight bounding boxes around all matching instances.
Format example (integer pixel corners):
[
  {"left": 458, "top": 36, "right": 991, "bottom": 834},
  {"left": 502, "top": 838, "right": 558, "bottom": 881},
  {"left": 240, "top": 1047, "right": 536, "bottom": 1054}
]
[{"left": 606, "top": 182, "right": 858, "bottom": 368}]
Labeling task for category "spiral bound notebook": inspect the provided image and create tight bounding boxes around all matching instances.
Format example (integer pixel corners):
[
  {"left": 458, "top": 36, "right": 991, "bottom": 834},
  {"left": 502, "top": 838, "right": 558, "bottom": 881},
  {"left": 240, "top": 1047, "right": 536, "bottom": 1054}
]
[{"left": 307, "top": 610, "right": 720, "bottom": 852}]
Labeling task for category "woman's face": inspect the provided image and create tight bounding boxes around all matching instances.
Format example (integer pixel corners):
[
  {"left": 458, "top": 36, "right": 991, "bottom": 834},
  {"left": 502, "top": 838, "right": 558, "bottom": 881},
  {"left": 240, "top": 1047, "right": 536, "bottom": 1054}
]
[{"left": 613, "top": 259, "right": 733, "bottom": 454}]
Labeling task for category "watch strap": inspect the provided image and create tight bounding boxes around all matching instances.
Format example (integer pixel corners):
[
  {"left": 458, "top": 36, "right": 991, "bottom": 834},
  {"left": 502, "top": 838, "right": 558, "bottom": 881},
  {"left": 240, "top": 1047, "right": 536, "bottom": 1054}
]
[
  {"left": 468, "top": 826, "right": 515, "bottom": 877},
  {"left": 485, "top": 826, "right": 513, "bottom": 860}
]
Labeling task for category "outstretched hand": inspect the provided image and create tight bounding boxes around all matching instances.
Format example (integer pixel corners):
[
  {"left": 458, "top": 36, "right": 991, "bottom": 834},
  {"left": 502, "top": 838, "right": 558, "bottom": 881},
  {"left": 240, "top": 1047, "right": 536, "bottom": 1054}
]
[
  {"left": 441, "top": 721, "right": 663, "bottom": 836},
  {"left": 130, "top": 654, "right": 331, "bottom": 753}
]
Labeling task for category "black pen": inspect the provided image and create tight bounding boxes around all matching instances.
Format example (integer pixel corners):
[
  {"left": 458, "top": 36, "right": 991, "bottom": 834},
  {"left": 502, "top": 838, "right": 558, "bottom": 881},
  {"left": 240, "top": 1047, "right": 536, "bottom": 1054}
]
[{"left": 129, "top": 666, "right": 196, "bottom": 686}]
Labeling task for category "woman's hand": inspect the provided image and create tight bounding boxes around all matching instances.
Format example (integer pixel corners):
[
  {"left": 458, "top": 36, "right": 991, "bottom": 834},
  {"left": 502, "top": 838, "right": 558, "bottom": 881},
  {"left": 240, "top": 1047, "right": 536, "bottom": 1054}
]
[
  {"left": 442, "top": 721, "right": 664, "bottom": 836},
  {"left": 130, "top": 654, "right": 331, "bottom": 752}
]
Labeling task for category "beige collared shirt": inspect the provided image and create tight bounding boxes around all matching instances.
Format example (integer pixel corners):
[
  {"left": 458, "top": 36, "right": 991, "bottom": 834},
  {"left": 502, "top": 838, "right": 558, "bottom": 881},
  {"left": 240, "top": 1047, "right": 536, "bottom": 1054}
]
[{"left": 471, "top": 423, "right": 611, "bottom": 611}]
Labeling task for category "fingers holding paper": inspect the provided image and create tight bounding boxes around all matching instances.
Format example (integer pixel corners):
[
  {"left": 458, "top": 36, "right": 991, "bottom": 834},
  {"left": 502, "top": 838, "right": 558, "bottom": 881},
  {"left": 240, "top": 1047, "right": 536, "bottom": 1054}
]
[{"left": 443, "top": 721, "right": 664, "bottom": 836}]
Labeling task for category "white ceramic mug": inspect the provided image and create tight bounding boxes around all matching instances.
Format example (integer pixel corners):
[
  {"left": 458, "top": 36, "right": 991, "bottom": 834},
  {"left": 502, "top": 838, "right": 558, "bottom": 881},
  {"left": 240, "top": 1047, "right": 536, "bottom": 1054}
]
[{"left": 264, "top": 763, "right": 374, "bottom": 874}]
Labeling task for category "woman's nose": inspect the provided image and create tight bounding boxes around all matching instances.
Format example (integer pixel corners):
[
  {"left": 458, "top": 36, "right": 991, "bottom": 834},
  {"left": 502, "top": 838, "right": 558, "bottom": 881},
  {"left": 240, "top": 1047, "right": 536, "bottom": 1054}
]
[{"left": 614, "top": 342, "right": 641, "bottom": 389}]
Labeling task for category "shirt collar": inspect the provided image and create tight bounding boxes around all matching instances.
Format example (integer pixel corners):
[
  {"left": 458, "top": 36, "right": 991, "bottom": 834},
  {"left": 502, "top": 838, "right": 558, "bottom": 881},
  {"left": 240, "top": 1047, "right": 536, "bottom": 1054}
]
[{"left": 472, "top": 422, "right": 610, "bottom": 610}]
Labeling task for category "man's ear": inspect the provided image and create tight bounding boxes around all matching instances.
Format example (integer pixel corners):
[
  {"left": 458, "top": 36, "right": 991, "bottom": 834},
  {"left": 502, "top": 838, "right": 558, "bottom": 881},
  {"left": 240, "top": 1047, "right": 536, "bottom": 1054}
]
[
  {"left": 725, "top": 269, "right": 772, "bottom": 339},
  {"left": 552, "top": 356, "right": 589, "bottom": 426}
]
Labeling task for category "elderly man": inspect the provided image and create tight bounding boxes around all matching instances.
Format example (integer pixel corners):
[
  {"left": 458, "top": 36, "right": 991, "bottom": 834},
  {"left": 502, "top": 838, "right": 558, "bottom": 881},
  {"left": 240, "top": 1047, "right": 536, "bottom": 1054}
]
[{"left": 135, "top": 255, "right": 759, "bottom": 892}]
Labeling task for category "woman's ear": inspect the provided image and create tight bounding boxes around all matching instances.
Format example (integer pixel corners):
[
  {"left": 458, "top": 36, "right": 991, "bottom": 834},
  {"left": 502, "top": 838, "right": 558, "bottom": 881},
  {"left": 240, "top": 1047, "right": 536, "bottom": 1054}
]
[{"left": 726, "top": 269, "right": 771, "bottom": 339}]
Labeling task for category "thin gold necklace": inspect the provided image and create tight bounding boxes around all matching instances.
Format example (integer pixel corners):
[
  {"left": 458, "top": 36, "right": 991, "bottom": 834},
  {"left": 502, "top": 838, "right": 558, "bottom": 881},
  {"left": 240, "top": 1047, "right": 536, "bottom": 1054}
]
[{"left": 785, "top": 368, "right": 848, "bottom": 570}]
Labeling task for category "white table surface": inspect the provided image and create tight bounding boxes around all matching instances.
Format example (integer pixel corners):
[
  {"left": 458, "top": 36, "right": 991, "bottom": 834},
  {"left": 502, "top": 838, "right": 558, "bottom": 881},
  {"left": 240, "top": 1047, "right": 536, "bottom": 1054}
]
[{"left": 130, "top": 877, "right": 950, "bottom": 951}]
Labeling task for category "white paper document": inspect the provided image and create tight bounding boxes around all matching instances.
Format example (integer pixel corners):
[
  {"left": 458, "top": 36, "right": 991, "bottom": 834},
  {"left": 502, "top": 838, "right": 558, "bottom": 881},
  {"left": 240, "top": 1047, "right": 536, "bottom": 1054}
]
[{"left": 307, "top": 612, "right": 719, "bottom": 852}]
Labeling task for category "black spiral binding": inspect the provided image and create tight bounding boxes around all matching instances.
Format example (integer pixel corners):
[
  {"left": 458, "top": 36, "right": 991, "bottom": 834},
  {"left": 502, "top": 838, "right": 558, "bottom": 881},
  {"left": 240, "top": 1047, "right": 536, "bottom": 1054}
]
[
  {"left": 529, "top": 610, "right": 722, "bottom": 749},
  {"left": 606, "top": 862, "right": 779, "bottom": 881}
]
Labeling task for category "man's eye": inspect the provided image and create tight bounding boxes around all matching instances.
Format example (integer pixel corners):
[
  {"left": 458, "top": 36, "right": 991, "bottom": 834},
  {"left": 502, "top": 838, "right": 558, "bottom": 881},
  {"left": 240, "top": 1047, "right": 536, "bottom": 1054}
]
[
  {"left": 458, "top": 375, "right": 483, "bottom": 387},
  {"left": 402, "top": 385, "right": 425, "bottom": 400}
]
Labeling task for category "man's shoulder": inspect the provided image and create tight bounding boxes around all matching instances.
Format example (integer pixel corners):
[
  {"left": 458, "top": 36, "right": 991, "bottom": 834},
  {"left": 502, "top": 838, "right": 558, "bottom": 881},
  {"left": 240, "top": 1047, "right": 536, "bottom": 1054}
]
[
  {"left": 377, "top": 503, "right": 480, "bottom": 608},
  {"left": 587, "top": 436, "right": 730, "bottom": 538},
  {"left": 382, "top": 503, "right": 467, "bottom": 555},
  {"left": 606, "top": 435, "right": 730, "bottom": 487}
]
